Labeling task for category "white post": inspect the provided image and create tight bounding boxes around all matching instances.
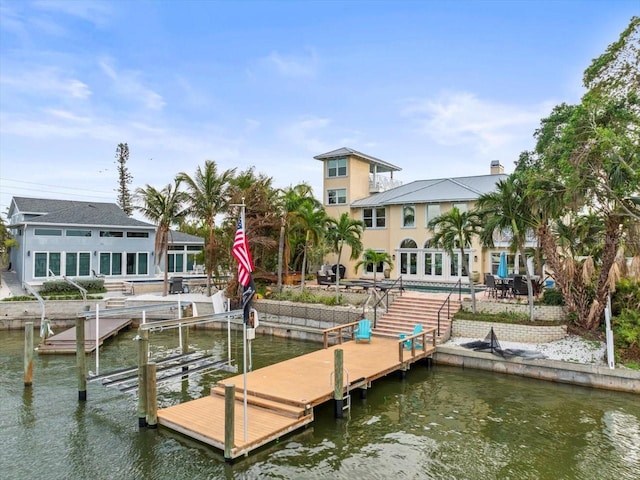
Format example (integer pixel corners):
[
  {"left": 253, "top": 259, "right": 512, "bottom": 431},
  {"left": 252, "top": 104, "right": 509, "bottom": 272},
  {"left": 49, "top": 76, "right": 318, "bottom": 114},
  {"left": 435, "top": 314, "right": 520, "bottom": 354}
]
[
  {"left": 95, "top": 304, "right": 100, "bottom": 376},
  {"left": 178, "top": 294, "right": 183, "bottom": 350},
  {"left": 227, "top": 300, "right": 231, "bottom": 366},
  {"left": 243, "top": 321, "right": 248, "bottom": 442},
  {"left": 605, "top": 294, "right": 615, "bottom": 369}
]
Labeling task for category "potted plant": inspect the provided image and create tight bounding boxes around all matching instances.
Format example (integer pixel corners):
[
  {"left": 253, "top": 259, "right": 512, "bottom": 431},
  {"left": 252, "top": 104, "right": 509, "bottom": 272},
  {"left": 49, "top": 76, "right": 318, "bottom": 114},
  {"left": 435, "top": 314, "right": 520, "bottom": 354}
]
[{"left": 355, "top": 249, "right": 393, "bottom": 287}]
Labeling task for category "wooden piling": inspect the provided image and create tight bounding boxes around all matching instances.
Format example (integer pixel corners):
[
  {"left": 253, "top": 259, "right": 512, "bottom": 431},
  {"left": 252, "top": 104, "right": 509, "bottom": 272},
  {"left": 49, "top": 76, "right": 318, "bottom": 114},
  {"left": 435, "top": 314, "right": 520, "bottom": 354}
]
[
  {"left": 76, "top": 318, "right": 87, "bottom": 401},
  {"left": 146, "top": 362, "right": 157, "bottom": 429},
  {"left": 224, "top": 384, "right": 235, "bottom": 461},
  {"left": 137, "top": 328, "right": 149, "bottom": 428},
  {"left": 181, "top": 324, "right": 189, "bottom": 375},
  {"left": 24, "top": 322, "right": 33, "bottom": 387},
  {"left": 333, "top": 349, "right": 344, "bottom": 418}
]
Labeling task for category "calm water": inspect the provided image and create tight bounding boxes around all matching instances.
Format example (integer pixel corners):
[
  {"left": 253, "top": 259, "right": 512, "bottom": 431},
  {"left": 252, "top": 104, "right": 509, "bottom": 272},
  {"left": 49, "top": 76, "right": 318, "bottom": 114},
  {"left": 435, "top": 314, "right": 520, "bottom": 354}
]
[{"left": 1, "top": 328, "right": 639, "bottom": 480}]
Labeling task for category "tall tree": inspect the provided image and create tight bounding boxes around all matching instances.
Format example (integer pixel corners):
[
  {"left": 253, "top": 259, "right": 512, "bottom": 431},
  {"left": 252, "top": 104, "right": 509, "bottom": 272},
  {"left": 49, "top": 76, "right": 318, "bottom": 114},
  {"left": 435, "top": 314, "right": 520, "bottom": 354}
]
[
  {"left": 177, "top": 160, "right": 236, "bottom": 296},
  {"left": 521, "top": 17, "right": 640, "bottom": 329},
  {"left": 326, "top": 213, "right": 365, "bottom": 299},
  {"left": 276, "top": 183, "right": 318, "bottom": 292},
  {"left": 115, "top": 143, "right": 133, "bottom": 216},
  {"left": 476, "top": 176, "right": 537, "bottom": 320},
  {"left": 290, "top": 199, "right": 328, "bottom": 291},
  {"left": 135, "top": 181, "right": 189, "bottom": 296},
  {"left": 428, "top": 207, "right": 482, "bottom": 314}
]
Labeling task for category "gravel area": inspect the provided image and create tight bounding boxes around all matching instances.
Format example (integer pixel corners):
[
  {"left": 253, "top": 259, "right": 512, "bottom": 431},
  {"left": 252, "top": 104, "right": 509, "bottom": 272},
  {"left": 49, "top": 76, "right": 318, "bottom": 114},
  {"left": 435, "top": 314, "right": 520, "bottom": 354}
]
[{"left": 445, "top": 335, "right": 608, "bottom": 365}]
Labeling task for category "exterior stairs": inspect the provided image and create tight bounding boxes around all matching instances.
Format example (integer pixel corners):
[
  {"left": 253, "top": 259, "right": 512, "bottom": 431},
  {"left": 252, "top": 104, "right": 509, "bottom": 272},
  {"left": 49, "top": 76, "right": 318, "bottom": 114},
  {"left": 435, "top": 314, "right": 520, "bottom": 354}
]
[
  {"left": 371, "top": 291, "right": 460, "bottom": 344},
  {"left": 105, "top": 297, "right": 127, "bottom": 309},
  {"left": 104, "top": 281, "right": 127, "bottom": 294}
]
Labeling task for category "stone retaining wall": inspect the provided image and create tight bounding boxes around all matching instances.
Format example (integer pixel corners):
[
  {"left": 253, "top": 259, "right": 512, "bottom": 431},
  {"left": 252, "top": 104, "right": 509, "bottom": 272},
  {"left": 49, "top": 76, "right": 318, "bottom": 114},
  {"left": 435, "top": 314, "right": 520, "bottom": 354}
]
[
  {"left": 462, "top": 299, "right": 566, "bottom": 321},
  {"left": 452, "top": 319, "right": 567, "bottom": 343}
]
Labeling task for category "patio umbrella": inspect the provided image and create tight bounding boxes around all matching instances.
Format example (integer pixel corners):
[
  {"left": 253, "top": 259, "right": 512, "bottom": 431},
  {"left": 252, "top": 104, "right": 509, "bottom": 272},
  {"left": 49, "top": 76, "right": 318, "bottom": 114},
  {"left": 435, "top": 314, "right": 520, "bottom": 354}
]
[{"left": 497, "top": 251, "right": 508, "bottom": 279}]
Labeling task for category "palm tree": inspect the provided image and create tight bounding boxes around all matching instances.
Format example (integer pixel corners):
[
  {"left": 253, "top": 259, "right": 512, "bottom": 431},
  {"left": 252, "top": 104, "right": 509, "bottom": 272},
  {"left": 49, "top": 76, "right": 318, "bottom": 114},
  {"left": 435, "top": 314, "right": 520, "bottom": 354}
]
[
  {"left": 276, "top": 183, "right": 318, "bottom": 292},
  {"left": 476, "top": 175, "right": 537, "bottom": 320},
  {"left": 291, "top": 200, "right": 328, "bottom": 291},
  {"left": 428, "top": 207, "right": 481, "bottom": 314},
  {"left": 355, "top": 249, "right": 392, "bottom": 288},
  {"left": 326, "top": 213, "right": 365, "bottom": 299},
  {"left": 135, "top": 181, "right": 189, "bottom": 296},
  {"left": 177, "top": 160, "right": 236, "bottom": 296}
]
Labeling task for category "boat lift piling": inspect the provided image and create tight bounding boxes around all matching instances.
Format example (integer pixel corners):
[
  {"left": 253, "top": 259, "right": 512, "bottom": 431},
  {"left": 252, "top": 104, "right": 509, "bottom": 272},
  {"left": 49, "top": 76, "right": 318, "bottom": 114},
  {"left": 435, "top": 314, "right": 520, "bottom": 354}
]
[{"left": 24, "top": 322, "right": 34, "bottom": 387}]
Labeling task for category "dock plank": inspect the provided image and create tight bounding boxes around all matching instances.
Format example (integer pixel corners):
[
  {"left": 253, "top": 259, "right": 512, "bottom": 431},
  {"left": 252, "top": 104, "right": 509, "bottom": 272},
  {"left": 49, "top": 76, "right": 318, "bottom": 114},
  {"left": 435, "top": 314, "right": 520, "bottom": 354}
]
[
  {"left": 37, "top": 318, "right": 133, "bottom": 354},
  {"left": 158, "top": 335, "right": 435, "bottom": 459}
]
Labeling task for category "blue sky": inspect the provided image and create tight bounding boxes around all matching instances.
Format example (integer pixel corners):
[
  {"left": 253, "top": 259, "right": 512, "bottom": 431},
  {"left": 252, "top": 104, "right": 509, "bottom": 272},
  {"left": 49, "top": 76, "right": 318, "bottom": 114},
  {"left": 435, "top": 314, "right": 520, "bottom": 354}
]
[{"left": 0, "top": 0, "right": 637, "bottom": 219}]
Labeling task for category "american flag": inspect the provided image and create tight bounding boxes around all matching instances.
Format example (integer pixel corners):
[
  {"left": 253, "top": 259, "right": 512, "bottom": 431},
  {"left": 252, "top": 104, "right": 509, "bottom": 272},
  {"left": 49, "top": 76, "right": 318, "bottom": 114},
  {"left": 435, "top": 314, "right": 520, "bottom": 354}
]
[{"left": 232, "top": 217, "right": 254, "bottom": 287}]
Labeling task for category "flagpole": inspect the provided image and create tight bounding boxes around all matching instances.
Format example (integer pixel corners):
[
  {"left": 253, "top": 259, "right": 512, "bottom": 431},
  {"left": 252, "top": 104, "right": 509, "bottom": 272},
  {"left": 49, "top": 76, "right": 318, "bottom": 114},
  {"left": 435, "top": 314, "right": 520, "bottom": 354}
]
[
  {"left": 240, "top": 199, "right": 248, "bottom": 442},
  {"left": 231, "top": 197, "right": 250, "bottom": 442}
]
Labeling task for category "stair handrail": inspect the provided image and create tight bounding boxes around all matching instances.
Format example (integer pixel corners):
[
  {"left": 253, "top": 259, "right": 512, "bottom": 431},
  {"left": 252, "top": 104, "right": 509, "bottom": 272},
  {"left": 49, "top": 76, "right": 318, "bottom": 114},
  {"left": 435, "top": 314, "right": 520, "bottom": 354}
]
[
  {"left": 62, "top": 275, "right": 88, "bottom": 302},
  {"left": 436, "top": 278, "right": 461, "bottom": 337},
  {"left": 369, "top": 275, "right": 403, "bottom": 328}
]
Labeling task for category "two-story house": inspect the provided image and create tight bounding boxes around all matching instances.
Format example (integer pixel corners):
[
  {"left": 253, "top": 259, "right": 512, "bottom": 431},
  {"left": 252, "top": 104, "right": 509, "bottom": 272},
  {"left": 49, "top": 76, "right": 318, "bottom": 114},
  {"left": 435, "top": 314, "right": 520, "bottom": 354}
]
[
  {"left": 7, "top": 197, "right": 204, "bottom": 287},
  {"left": 315, "top": 147, "right": 520, "bottom": 284}
]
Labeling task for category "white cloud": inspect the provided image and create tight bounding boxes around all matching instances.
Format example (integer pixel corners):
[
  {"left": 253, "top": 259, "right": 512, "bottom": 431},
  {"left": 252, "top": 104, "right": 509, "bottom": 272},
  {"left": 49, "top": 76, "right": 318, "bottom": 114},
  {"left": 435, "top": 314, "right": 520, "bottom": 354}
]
[
  {"left": 261, "top": 49, "right": 318, "bottom": 78},
  {"left": 402, "top": 91, "right": 553, "bottom": 155},
  {"left": 32, "top": 0, "right": 112, "bottom": 27},
  {"left": 279, "top": 116, "right": 331, "bottom": 152},
  {"left": 99, "top": 58, "right": 166, "bottom": 110},
  {"left": 0, "top": 67, "right": 92, "bottom": 99}
]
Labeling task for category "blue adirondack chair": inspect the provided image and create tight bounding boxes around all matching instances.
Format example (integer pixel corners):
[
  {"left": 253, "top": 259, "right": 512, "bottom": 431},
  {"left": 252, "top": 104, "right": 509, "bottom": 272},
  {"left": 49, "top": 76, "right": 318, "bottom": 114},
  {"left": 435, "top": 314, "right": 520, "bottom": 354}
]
[
  {"left": 399, "top": 324, "right": 423, "bottom": 350},
  {"left": 354, "top": 318, "right": 372, "bottom": 343}
]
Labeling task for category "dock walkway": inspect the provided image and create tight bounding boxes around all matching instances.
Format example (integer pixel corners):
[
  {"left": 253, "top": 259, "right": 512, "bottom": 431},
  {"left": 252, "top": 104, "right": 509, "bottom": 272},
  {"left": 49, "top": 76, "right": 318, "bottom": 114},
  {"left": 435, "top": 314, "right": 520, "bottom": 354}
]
[
  {"left": 37, "top": 318, "right": 133, "bottom": 354},
  {"left": 158, "top": 331, "right": 436, "bottom": 459}
]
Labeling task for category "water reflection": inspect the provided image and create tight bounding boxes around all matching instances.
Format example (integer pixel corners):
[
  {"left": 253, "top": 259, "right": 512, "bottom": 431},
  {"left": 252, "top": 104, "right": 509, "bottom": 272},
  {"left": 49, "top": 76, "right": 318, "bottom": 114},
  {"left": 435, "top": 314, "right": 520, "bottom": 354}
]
[{"left": 1, "top": 329, "right": 639, "bottom": 480}]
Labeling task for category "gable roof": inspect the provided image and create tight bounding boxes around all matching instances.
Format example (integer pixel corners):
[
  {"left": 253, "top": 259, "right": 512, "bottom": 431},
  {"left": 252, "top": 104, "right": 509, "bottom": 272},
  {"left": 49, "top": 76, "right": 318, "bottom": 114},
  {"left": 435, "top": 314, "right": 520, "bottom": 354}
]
[
  {"left": 9, "top": 197, "right": 155, "bottom": 229},
  {"left": 314, "top": 147, "right": 401, "bottom": 173},
  {"left": 351, "top": 174, "right": 508, "bottom": 207},
  {"left": 169, "top": 230, "right": 204, "bottom": 245}
]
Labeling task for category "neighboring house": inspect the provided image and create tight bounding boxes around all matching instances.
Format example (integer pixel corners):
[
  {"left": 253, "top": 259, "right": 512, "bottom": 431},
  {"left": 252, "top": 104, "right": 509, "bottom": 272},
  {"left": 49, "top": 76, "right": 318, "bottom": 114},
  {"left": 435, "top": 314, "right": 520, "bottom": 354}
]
[
  {"left": 7, "top": 197, "right": 203, "bottom": 286},
  {"left": 315, "top": 147, "right": 525, "bottom": 283}
]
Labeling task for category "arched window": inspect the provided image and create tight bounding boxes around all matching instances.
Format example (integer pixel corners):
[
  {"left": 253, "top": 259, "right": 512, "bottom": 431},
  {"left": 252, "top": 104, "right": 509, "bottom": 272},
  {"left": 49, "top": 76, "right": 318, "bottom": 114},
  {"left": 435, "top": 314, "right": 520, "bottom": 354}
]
[{"left": 400, "top": 239, "right": 417, "bottom": 249}]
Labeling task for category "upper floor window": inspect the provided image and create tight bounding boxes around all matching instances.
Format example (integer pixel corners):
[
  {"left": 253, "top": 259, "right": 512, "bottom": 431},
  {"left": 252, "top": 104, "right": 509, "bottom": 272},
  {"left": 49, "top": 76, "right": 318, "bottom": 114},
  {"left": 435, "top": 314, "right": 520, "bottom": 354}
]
[
  {"left": 34, "top": 228, "right": 62, "bottom": 236},
  {"left": 327, "top": 158, "right": 347, "bottom": 177},
  {"left": 327, "top": 188, "right": 347, "bottom": 205},
  {"left": 453, "top": 202, "right": 468, "bottom": 213},
  {"left": 363, "top": 207, "right": 386, "bottom": 228},
  {"left": 100, "top": 231, "right": 123, "bottom": 238},
  {"left": 426, "top": 204, "right": 441, "bottom": 226},
  {"left": 402, "top": 205, "right": 416, "bottom": 228},
  {"left": 127, "top": 232, "right": 149, "bottom": 238},
  {"left": 66, "top": 229, "right": 91, "bottom": 237}
]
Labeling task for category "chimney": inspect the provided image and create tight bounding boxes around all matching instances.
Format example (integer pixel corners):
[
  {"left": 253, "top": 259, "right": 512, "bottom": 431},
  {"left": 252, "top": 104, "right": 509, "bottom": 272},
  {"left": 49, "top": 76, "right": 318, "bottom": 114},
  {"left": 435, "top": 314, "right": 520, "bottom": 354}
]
[{"left": 490, "top": 160, "right": 504, "bottom": 175}]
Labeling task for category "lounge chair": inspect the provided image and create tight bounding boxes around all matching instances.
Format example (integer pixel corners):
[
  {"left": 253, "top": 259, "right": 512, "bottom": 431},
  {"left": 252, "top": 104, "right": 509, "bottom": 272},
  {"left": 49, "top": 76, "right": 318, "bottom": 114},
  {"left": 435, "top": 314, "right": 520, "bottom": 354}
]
[
  {"left": 399, "top": 324, "right": 423, "bottom": 350},
  {"left": 354, "top": 318, "right": 372, "bottom": 343}
]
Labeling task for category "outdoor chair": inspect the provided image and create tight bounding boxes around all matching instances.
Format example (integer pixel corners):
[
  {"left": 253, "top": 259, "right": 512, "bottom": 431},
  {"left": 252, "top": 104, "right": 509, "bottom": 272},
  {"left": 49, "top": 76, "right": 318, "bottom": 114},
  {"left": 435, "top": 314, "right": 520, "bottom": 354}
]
[
  {"left": 91, "top": 269, "right": 105, "bottom": 279},
  {"left": 399, "top": 324, "right": 423, "bottom": 350},
  {"left": 484, "top": 273, "right": 497, "bottom": 298},
  {"left": 169, "top": 276, "right": 186, "bottom": 294},
  {"left": 512, "top": 275, "right": 529, "bottom": 297},
  {"left": 354, "top": 318, "right": 372, "bottom": 343}
]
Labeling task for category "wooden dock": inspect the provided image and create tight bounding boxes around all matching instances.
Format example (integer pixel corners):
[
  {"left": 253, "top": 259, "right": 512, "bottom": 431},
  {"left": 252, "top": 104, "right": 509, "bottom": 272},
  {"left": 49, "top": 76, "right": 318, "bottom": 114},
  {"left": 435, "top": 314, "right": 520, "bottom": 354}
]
[
  {"left": 37, "top": 318, "right": 133, "bottom": 354},
  {"left": 158, "top": 329, "right": 436, "bottom": 459}
]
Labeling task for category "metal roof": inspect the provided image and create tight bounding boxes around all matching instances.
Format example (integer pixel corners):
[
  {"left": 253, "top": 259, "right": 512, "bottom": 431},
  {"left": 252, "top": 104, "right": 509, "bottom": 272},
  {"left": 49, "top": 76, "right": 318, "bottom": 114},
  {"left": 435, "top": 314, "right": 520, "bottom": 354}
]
[
  {"left": 351, "top": 174, "right": 508, "bottom": 207},
  {"left": 169, "top": 230, "right": 204, "bottom": 245},
  {"left": 314, "top": 147, "right": 401, "bottom": 173}
]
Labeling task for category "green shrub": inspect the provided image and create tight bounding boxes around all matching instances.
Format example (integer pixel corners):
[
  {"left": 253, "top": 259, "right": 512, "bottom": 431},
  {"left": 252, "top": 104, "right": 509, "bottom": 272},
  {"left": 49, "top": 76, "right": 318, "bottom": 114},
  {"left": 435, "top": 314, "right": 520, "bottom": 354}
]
[
  {"left": 542, "top": 288, "right": 564, "bottom": 306},
  {"left": 2, "top": 295, "right": 36, "bottom": 302},
  {"left": 270, "top": 290, "right": 348, "bottom": 306},
  {"left": 612, "top": 278, "right": 640, "bottom": 316},
  {"left": 613, "top": 308, "right": 640, "bottom": 349},
  {"left": 40, "top": 279, "right": 106, "bottom": 295}
]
